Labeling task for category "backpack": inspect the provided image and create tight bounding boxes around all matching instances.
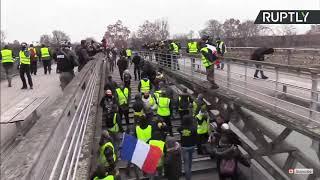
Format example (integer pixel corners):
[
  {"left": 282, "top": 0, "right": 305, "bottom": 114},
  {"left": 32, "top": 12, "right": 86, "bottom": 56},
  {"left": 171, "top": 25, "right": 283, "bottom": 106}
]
[
  {"left": 179, "top": 96, "right": 190, "bottom": 110},
  {"left": 220, "top": 158, "right": 236, "bottom": 176}
]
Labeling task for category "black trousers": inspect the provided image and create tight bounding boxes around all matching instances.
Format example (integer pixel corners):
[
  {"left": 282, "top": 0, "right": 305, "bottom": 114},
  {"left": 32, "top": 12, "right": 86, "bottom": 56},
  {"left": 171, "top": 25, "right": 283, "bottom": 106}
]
[
  {"left": 119, "top": 106, "right": 130, "bottom": 129},
  {"left": 134, "top": 66, "right": 141, "bottom": 80},
  {"left": 119, "top": 69, "right": 124, "bottom": 81},
  {"left": 20, "top": 64, "right": 33, "bottom": 87},
  {"left": 179, "top": 110, "right": 190, "bottom": 120},
  {"left": 30, "top": 61, "right": 37, "bottom": 75},
  {"left": 254, "top": 64, "right": 265, "bottom": 77},
  {"left": 42, "top": 60, "right": 52, "bottom": 74}
]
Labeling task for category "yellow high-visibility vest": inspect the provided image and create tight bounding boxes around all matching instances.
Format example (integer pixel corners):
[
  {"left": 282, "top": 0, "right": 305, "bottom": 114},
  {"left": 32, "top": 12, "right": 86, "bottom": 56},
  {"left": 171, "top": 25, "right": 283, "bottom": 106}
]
[
  {"left": 126, "top": 49, "right": 132, "bottom": 57},
  {"left": 200, "top": 47, "right": 213, "bottom": 68},
  {"left": 28, "top": 47, "right": 38, "bottom": 57},
  {"left": 136, "top": 125, "right": 152, "bottom": 142},
  {"left": 188, "top": 42, "right": 198, "bottom": 54},
  {"left": 196, "top": 113, "right": 209, "bottom": 134},
  {"left": 1, "top": 49, "right": 14, "bottom": 63},
  {"left": 116, "top": 88, "right": 129, "bottom": 105},
  {"left": 19, "top": 50, "right": 30, "bottom": 65},
  {"left": 171, "top": 42, "right": 179, "bottom": 54},
  {"left": 94, "top": 175, "right": 115, "bottom": 180},
  {"left": 40, "top": 47, "right": 50, "bottom": 58},
  {"left": 140, "top": 80, "right": 150, "bottom": 93},
  {"left": 157, "top": 97, "right": 170, "bottom": 116},
  {"left": 99, "top": 141, "right": 116, "bottom": 166},
  {"left": 108, "top": 113, "right": 119, "bottom": 133}
]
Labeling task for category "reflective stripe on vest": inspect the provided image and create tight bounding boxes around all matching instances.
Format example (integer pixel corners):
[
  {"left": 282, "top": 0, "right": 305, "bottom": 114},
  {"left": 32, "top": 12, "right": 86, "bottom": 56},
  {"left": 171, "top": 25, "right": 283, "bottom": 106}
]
[
  {"left": 40, "top": 47, "right": 50, "bottom": 58},
  {"left": 19, "top": 50, "right": 30, "bottom": 65},
  {"left": 188, "top": 42, "right": 198, "bottom": 54},
  {"left": 157, "top": 97, "right": 170, "bottom": 116},
  {"left": 28, "top": 47, "right": 38, "bottom": 57},
  {"left": 116, "top": 88, "right": 128, "bottom": 105},
  {"left": 126, "top": 49, "right": 132, "bottom": 57},
  {"left": 136, "top": 125, "right": 152, "bottom": 142},
  {"left": 1, "top": 49, "right": 14, "bottom": 63},
  {"left": 99, "top": 141, "right": 116, "bottom": 166},
  {"left": 140, "top": 80, "right": 150, "bottom": 93},
  {"left": 196, "top": 113, "right": 209, "bottom": 134},
  {"left": 171, "top": 43, "right": 179, "bottom": 54},
  {"left": 94, "top": 175, "right": 115, "bottom": 180},
  {"left": 200, "top": 47, "right": 213, "bottom": 68},
  {"left": 108, "top": 113, "right": 119, "bottom": 133}
]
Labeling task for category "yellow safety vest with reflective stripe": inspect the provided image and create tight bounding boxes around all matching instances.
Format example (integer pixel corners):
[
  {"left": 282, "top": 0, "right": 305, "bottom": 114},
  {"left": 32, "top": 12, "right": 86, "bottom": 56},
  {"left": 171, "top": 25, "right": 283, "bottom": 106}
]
[
  {"left": 99, "top": 141, "right": 116, "bottom": 166},
  {"left": 157, "top": 97, "right": 170, "bottom": 116},
  {"left": 1, "top": 49, "right": 14, "bottom": 63},
  {"left": 154, "top": 90, "right": 162, "bottom": 104},
  {"left": 40, "top": 47, "right": 50, "bottom": 58},
  {"left": 116, "top": 88, "right": 129, "bottom": 105},
  {"left": 126, "top": 49, "right": 132, "bottom": 57},
  {"left": 19, "top": 50, "right": 30, "bottom": 65},
  {"left": 108, "top": 113, "right": 119, "bottom": 133},
  {"left": 188, "top": 42, "right": 198, "bottom": 54},
  {"left": 94, "top": 175, "right": 115, "bottom": 180},
  {"left": 196, "top": 113, "right": 209, "bottom": 134},
  {"left": 149, "top": 140, "right": 165, "bottom": 167},
  {"left": 136, "top": 125, "right": 152, "bottom": 142},
  {"left": 216, "top": 41, "right": 227, "bottom": 53},
  {"left": 140, "top": 80, "right": 150, "bottom": 93},
  {"left": 171, "top": 42, "right": 179, "bottom": 54},
  {"left": 200, "top": 47, "right": 213, "bottom": 68},
  {"left": 192, "top": 101, "right": 206, "bottom": 117},
  {"left": 28, "top": 47, "right": 38, "bottom": 58}
]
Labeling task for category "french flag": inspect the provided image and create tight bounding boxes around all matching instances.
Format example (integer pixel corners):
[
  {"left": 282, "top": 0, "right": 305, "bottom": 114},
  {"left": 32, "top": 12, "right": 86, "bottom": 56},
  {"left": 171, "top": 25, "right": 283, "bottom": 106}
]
[{"left": 120, "top": 134, "right": 163, "bottom": 174}]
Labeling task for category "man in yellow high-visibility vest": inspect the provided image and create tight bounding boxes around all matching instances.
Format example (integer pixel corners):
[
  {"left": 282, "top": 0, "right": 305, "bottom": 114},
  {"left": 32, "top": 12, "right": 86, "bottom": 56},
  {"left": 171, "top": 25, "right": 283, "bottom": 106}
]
[
  {"left": 1, "top": 45, "right": 14, "bottom": 87},
  {"left": 40, "top": 44, "right": 52, "bottom": 74},
  {"left": 19, "top": 42, "right": 33, "bottom": 89}
]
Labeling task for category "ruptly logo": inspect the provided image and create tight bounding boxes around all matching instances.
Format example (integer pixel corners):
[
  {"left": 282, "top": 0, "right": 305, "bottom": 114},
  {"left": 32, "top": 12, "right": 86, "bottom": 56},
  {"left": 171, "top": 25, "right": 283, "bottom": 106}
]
[{"left": 254, "top": 10, "right": 320, "bottom": 24}]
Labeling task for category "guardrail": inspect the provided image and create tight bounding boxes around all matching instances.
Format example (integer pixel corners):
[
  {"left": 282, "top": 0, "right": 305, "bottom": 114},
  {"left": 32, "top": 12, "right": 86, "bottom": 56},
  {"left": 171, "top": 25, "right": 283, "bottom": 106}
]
[
  {"left": 138, "top": 51, "right": 320, "bottom": 125},
  {"left": 0, "top": 57, "right": 103, "bottom": 180}
]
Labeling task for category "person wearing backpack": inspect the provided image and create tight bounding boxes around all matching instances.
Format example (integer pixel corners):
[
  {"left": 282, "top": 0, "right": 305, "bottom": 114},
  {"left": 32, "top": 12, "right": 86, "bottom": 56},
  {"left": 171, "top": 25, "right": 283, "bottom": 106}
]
[
  {"left": 177, "top": 88, "right": 192, "bottom": 120},
  {"left": 214, "top": 124, "right": 250, "bottom": 180}
]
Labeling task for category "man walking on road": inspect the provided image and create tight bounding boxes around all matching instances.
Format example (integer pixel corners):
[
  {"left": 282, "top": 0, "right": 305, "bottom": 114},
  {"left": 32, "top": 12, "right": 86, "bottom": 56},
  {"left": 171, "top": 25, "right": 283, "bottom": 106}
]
[
  {"left": 1, "top": 45, "right": 14, "bottom": 87},
  {"left": 55, "top": 41, "right": 79, "bottom": 90},
  {"left": 117, "top": 55, "right": 128, "bottom": 81},
  {"left": 19, "top": 42, "right": 33, "bottom": 89},
  {"left": 40, "top": 44, "right": 52, "bottom": 75},
  {"left": 132, "top": 52, "right": 142, "bottom": 81},
  {"left": 251, "top": 47, "right": 274, "bottom": 79}
]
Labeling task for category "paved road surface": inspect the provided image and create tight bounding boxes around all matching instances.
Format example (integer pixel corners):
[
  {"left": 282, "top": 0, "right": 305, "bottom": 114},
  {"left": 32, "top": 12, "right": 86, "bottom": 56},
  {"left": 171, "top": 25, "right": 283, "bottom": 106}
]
[{"left": 0, "top": 64, "right": 63, "bottom": 147}]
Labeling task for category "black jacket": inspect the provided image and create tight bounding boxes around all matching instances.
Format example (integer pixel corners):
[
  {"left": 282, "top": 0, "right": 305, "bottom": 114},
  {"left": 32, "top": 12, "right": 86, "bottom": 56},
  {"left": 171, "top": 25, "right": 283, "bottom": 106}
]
[
  {"left": 177, "top": 126, "right": 197, "bottom": 147},
  {"left": 132, "top": 55, "right": 141, "bottom": 67},
  {"left": 56, "top": 48, "right": 79, "bottom": 72},
  {"left": 117, "top": 57, "right": 128, "bottom": 71},
  {"left": 250, "top": 47, "right": 274, "bottom": 61}
]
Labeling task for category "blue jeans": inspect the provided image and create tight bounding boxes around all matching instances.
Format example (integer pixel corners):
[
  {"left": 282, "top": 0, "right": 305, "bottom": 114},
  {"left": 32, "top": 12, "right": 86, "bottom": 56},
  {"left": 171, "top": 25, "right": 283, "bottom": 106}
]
[{"left": 182, "top": 146, "right": 195, "bottom": 180}]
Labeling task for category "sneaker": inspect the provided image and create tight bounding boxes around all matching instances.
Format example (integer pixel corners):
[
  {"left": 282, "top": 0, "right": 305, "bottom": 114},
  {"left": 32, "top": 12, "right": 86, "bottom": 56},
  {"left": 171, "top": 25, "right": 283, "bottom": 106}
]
[
  {"left": 21, "top": 86, "right": 27, "bottom": 89},
  {"left": 261, "top": 76, "right": 268, "bottom": 79},
  {"left": 254, "top": 76, "right": 259, "bottom": 79}
]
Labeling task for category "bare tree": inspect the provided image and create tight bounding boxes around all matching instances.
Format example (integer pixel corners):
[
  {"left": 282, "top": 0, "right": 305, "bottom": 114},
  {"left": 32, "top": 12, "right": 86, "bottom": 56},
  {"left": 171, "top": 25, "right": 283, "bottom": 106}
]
[
  {"left": 137, "top": 20, "right": 159, "bottom": 42},
  {"left": 104, "top": 20, "right": 131, "bottom": 49},
  {"left": 154, "top": 18, "right": 170, "bottom": 40},
  {"left": 307, "top": 25, "right": 320, "bottom": 34},
  {"left": 40, "top": 34, "right": 52, "bottom": 45},
  {"left": 223, "top": 18, "right": 241, "bottom": 38},
  {"left": 51, "top": 30, "right": 71, "bottom": 45},
  {"left": 172, "top": 33, "right": 189, "bottom": 40},
  {"left": 277, "top": 25, "right": 297, "bottom": 36},
  {"left": 200, "top": 19, "right": 223, "bottom": 38}
]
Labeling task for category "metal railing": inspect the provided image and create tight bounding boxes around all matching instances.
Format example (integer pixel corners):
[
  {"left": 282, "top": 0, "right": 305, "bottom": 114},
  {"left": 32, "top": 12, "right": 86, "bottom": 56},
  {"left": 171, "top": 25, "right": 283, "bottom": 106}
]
[
  {"left": 138, "top": 51, "right": 320, "bottom": 124},
  {"left": 48, "top": 63, "right": 99, "bottom": 180}
]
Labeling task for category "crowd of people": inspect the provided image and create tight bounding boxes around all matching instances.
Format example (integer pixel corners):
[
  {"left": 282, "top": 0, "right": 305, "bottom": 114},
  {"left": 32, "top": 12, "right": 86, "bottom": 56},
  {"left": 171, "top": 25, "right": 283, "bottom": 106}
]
[
  {"left": 93, "top": 45, "right": 251, "bottom": 180},
  {"left": 0, "top": 39, "right": 104, "bottom": 90}
]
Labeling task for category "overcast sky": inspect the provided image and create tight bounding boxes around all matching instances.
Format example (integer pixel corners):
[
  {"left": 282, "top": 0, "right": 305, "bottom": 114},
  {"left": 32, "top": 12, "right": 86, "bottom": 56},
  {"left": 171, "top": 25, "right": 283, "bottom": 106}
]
[{"left": 1, "top": 0, "right": 319, "bottom": 43}]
